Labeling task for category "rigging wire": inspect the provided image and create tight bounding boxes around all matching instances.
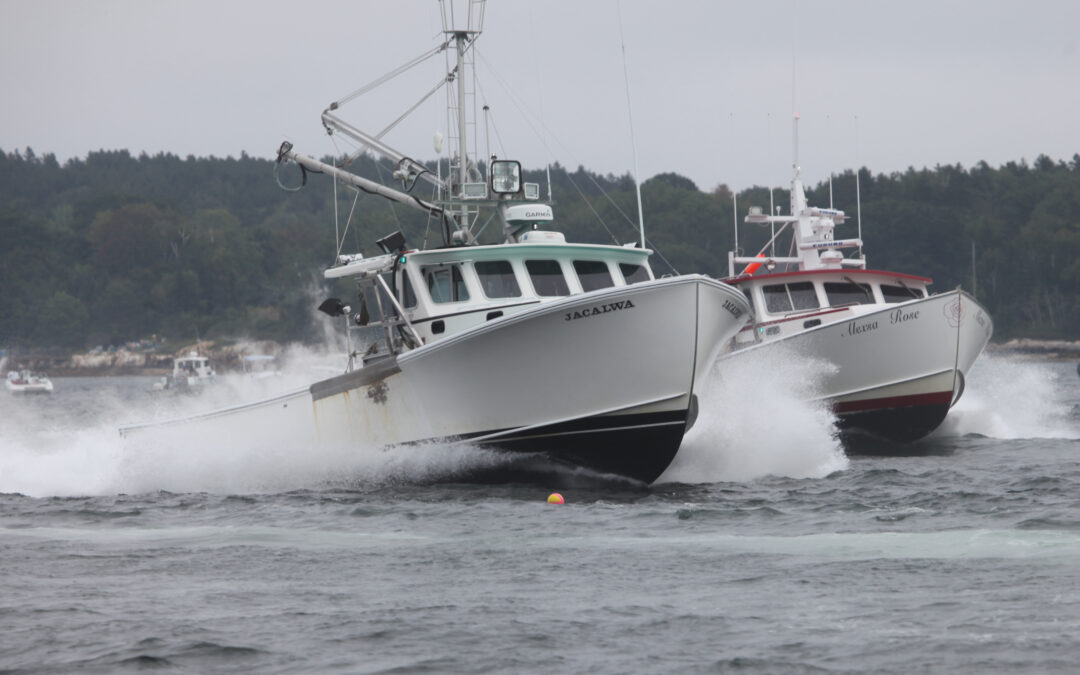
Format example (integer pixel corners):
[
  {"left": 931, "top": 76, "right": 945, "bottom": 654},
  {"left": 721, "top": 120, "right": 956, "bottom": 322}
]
[
  {"left": 475, "top": 49, "right": 677, "bottom": 272},
  {"left": 375, "top": 74, "right": 451, "bottom": 141},
  {"left": 473, "top": 78, "right": 506, "bottom": 158},
  {"left": 476, "top": 55, "right": 629, "bottom": 220},
  {"left": 329, "top": 134, "right": 365, "bottom": 262},
  {"left": 333, "top": 42, "right": 450, "bottom": 109},
  {"left": 616, "top": 0, "right": 646, "bottom": 249},
  {"left": 331, "top": 138, "right": 341, "bottom": 261}
]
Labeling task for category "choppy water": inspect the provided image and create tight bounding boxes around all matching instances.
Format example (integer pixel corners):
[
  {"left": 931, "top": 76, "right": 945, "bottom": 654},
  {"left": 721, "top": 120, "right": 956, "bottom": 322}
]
[{"left": 2, "top": 352, "right": 1079, "bottom": 673}]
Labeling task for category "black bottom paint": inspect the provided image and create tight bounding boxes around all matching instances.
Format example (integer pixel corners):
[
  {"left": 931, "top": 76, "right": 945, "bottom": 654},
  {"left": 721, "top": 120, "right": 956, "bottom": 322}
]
[
  {"left": 838, "top": 402, "right": 951, "bottom": 452},
  {"left": 458, "top": 410, "right": 689, "bottom": 485}
]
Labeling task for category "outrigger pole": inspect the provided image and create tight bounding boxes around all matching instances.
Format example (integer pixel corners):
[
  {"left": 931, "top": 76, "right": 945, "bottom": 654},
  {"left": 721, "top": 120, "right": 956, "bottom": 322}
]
[{"left": 276, "top": 142, "right": 446, "bottom": 222}]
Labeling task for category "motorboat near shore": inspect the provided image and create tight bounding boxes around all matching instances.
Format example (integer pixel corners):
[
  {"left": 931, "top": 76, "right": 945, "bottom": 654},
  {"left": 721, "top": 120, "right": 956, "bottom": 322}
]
[
  {"left": 153, "top": 351, "right": 216, "bottom": 392},
  {"left": 6, "top": 370, "right": 54, "bottom": 394},
  {"left": 720, "top": 115, "right": 992, "bottom": 443},
  {"left": 120, "top": 4, "right": 752, "bottom": 483}
]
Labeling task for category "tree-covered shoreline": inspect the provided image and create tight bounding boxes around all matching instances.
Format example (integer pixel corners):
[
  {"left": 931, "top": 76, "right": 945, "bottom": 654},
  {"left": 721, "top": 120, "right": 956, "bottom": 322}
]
[{"left": 2, "top": 147, "right": 1078, "bottom": 349}]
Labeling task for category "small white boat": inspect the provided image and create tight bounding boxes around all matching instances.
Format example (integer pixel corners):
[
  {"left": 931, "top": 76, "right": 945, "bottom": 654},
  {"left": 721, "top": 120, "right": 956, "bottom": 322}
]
[
  {"left": 719, "top": 115, "right": 993, "bottom": 443},
  {"left": 153, "top": 351, "right": 216, "bottom": 391},
  {"left": 6, "top": 370, "right": 54, "bottom": 394}
]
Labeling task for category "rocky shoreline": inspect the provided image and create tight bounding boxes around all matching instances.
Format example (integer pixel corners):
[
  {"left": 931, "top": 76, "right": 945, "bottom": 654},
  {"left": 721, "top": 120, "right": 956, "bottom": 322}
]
[{"left": 988, "top": 339, "right": 1080, "bottom": 360}]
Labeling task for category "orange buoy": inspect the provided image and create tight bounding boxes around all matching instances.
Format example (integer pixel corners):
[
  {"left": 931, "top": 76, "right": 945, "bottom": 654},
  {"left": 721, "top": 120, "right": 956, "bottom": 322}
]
[
  {"left": 547, "top": 493, "right": 565, "bottom": 504},
  {"left": 743, "top": 253, "right": 766, "bottom": 276}
]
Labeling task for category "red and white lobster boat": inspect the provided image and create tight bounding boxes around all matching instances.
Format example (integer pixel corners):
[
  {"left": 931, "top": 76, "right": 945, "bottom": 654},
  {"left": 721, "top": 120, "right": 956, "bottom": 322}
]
[{"left": 720, "top": 116, "right": 992, "bottom": 443}]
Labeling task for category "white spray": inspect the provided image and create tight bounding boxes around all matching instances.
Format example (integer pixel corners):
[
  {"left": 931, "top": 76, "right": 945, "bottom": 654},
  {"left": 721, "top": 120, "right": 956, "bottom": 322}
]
[
  {"left": 933, "top": 353, "right": 1080, "bottom": 440},
  {"left": 658, "top": 343, "right": 848, "bottom": 484}
]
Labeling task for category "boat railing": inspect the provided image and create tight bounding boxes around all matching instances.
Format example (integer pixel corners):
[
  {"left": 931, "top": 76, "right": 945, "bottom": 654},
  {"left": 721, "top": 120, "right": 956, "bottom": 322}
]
[{"left": 342, "top": 274, "right": 423, "bottom": 372}]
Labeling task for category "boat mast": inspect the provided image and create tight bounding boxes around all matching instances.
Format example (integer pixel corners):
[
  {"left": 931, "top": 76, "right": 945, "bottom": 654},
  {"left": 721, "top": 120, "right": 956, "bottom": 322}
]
[
  {"left": 454, "top": 29, "right": 469, "bottom": 202},
  {"left": 617, "top": 0, "right": 646, "bottom": 248},
  {"left": 855, "top": 114, "right": 864, "bottom": 261}
]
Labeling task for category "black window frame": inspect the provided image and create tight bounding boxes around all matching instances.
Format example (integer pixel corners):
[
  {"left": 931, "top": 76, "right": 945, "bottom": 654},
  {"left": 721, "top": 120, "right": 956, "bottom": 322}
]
[
  {"left": 573, "top": 260, "right": 615, "bottom": 293},
  {"left": 525, "top": 259, "right": 570, "bottom": 297},
  {"left": 618, "top": 262, "right": 651, "bottom": 285},
  {"left": 475, "top": 260, "right": 522, "bottom": 299}
]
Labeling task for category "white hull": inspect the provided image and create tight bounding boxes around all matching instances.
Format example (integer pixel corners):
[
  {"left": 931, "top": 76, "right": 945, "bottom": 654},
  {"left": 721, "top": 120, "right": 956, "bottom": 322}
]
[
  {"left": 311, "top": 275, "right": 748, "bottom": 482},
  {"left": 122, "top": 276, "right": 750, "bottom": 484},
  {"left": 5, "top": 381, "right": 54, "bottom": 394},
  {"left": 726, "top": 289, "right": 992, "bottom": 441}
]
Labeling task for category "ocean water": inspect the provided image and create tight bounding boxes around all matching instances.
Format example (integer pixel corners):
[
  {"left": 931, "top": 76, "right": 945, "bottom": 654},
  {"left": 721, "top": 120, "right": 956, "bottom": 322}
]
[{"left": 2, "top": 353, "right": 1079, "bottom": 673}]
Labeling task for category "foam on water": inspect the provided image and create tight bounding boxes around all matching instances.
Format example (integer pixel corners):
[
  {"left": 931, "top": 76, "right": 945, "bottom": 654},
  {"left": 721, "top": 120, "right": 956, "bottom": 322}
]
[
  {"left": 0, "top": 344, "right": 511, "bottom": 498},
  {"left": 658, "top": 344, "right": 849, "bottom": 484},
  {"left": 9, "top": 345, "right": 1075, "bottom": 497},
  {"left": 0, "top": 420, "right": 509, "bottom": 498},
  {"left": 934, "top": 353, "right": 1080, "bottom": 440}
]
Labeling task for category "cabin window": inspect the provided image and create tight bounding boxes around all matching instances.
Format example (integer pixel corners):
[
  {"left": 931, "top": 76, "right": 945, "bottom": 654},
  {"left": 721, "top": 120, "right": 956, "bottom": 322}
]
[
  {"left": 423, "top": 264, "right": 470, "bottom": 304},
  {"left": 400, "top": 270, "right": 417, "bottom": 308},
  {"left": 881, "top": 284, "right": 923, "bottom": 303},
  {"left": 824, "top": 281, "right": 873, "bottom": 307},
  {"left": 475, "top": 260, "right": 521, "bottom": 299},
  {"left": 573, "top": 260, "right": 614, "bottom": 292},
  {"left": 526, "top": 260, "right": 570, "bottom": 297},
  {"left": 763, "top": 284, "right": 792, "bottom": 313},
  {"left": 764, "top": 282, "right": 821, "bottom": 314},
  {"left": 619, "top": 263, "right": 651, "bottom": 285},
  {"left": 788, "top": 282, "right": 819, "bottom": 310}
]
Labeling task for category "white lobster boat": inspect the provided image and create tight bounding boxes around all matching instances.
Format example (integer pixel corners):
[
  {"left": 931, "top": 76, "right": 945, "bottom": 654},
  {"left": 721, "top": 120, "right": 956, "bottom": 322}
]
[
  {"left": 121, "top": 5, "right": 751, "bottom": 483},
  {"left": 721, "top": 116, "right": 992, "bottom": 443}
]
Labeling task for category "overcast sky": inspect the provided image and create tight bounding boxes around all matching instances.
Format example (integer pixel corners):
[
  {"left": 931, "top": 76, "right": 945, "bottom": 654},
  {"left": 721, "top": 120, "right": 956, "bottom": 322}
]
[{"left": 2, "top": 0, "right": 1078, "bottom": 192}]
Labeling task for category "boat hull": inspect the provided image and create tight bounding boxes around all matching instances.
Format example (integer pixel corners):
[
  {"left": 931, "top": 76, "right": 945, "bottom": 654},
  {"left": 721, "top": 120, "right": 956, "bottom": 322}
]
[
  {"left": 726, "top": 289, "right": 992, "bottom": 443},
  {"left": 310, "top": 275, "right": 749, "bottom": 483},
  {"left": 5, "top": 381, "right": 53, "bottom": 394}
]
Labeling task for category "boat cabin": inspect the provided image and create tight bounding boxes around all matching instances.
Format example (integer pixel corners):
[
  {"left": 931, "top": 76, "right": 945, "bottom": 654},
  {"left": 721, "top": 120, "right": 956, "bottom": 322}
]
[
  {"left": 324, "top": 234, "right": 654, "bottom": 357},
  {"left": 727, "top": 268, "right": 931, "bottom": 348},
  {"left": 173, "top": 353, "right": 215, "bottom": 380},
  {"left": 395, "top": 239, "right": 653, "bottom": 343}
]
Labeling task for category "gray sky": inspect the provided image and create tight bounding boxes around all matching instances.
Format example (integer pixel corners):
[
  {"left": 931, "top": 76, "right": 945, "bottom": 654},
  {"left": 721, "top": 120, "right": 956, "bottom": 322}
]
[{"left": 2, "top": 0, "right": 1078, "bottom": 192}]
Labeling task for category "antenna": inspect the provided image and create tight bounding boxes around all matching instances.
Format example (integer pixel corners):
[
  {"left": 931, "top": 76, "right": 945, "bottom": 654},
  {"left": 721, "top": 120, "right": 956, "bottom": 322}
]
[
  {"left": 482, "top": 104, "right": 491, "bottom": 184},
  {"left": 731, "top": 111, "right": 738, "bottom": 267},
  {"left": 527, "top": 1, "right": 554, "bottom": 204},
  {"left": 855, "top": 114, "right": 863, "bottom": 259},
  {"left": 767, "top": 112, "right": 775, "bottom": 256},
  {"left": 617, "top": 0, "right": 646, "bottom": 248},
  {"left": 827, "top": 114, "right": 834, "bottom": 209},
  {"left": 793, "top": 111, "right": 800, "bottom": 174},
  {"left": 769, "top": 187, "right": 776, "bottom": 257},
  {"left": 791, "top": 0, "right": 799, "bottom": 122}
]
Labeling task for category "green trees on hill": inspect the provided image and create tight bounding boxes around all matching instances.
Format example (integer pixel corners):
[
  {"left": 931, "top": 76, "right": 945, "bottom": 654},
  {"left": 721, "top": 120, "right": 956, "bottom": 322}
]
[{"left": 1, "top": 147, "right": 1078, "bottom": 348}]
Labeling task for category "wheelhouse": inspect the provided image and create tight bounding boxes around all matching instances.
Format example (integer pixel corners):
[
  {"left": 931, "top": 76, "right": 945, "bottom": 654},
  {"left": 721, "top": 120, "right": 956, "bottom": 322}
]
[
  {"left": 173, "top": 353, "right": 214, "bottom": 378},
  {"left": 324, "top": 234, "right": 655, "bottom": 361},
  {"left": 728, "top": 268, "right": 931, "bottom": 347},
  {"left": 398, "top": 240, "right": 653, "bottom": 343}
]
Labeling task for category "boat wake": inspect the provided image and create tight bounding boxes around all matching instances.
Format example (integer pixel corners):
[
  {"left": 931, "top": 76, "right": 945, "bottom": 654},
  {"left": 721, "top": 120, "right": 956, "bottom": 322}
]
[
  {"left": 0, "top": 415, "right": 523, "bottom": 499},
  {"left": 0, "top": 345, "right": 515, "bottom": 498},
  {"left": 658, "top": 344, "right": 848, "bottom": 484},
  {"left": 932, "top": 353, "right": 1080, "bottom": 440}
]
